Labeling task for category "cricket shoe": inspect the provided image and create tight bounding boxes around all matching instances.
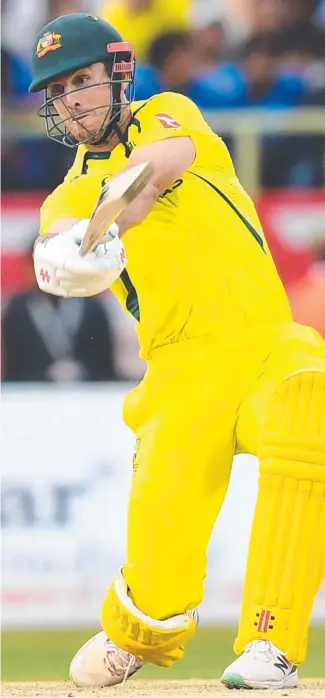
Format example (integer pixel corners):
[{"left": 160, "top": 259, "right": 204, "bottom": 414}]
[
  {"left": 69, "top": 631, "right": 143, "bottom": 687},
  {"left": 69, "top": 608, "right": 199, "bottom": 688},
  {"left": 221, "top": 640, "right": 299, "bottom": 690}
]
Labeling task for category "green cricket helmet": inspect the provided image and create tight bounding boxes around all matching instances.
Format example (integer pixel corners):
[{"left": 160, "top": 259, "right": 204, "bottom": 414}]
[{"left": 29, "top": 13, "right": 135, "bottom": 148}]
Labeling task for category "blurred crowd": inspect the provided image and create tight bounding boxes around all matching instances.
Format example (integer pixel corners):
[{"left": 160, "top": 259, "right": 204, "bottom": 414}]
[
  {"left": 2, "top": 0, "right": 325, "bottom": 190},
  {"left": 1, "top": 0, "right": 325, "bottom": 383}
]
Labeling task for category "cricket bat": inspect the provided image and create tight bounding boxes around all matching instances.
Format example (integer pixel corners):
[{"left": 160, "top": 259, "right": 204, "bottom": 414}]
[{"left": 79, "top": 160, "right": 154, "bottom": 256}]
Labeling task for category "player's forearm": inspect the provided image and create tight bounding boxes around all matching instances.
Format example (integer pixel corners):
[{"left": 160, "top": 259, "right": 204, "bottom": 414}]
[
  {"left": 115, "top": 181, "right": 160, "bottom": 237},
  {"left": 34, "top": 217, "right": 82, "bottom": 245},
  {"left": 114, "top": 136, "right": 195, "bottom": 236}
]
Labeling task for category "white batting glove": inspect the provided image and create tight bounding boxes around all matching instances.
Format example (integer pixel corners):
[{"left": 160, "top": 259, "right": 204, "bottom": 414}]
[{"left": 33, "top": 220, "right": 127, "bottom": 298}]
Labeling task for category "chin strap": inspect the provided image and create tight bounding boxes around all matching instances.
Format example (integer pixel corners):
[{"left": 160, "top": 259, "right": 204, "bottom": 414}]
[
  {"left": 88, "top": 109, "right": 131, "bottom": 159},
  {"left": 91, "top": 113, "right": 132, "bottom": 157},
  {"left": 92, "top": 75, "right": 132, "bottom": 156},
  {"left": 111, "top": 118, "right": 132, "bottom": 158}
]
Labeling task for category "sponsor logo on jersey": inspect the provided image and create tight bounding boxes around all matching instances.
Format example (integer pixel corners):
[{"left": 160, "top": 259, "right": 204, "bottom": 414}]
[
  {"left": 159, "top": 178, "right": 183, "bottom": 199},
  {"left": 36, "top": 31, "right": 62, "bottom": 58},
  {"left": 155, "top": 113, "right": 180, "bottom": 129}
]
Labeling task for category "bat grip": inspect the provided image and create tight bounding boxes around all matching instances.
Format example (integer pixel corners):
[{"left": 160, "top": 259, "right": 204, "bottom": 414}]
[{"left": 79, "top": 221, "right": 119, "bottom": 257}]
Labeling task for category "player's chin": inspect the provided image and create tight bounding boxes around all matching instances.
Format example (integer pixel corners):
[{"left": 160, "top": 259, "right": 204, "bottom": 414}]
[
  {"left": 71, "top": 125, "right": 97, "bottom": 143},
  {"left": 74, "top": 120, "right": 103, "bottom": 140}
]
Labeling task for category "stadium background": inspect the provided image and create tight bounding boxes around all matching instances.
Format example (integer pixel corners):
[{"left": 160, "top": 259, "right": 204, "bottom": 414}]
[{"left": 2, "top": 0, "right": 325, "bottom": 684}]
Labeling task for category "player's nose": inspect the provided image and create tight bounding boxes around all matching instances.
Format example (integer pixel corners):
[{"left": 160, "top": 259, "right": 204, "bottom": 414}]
[{"left": 63, "top": 90, "right": 81, "bottom": 111}]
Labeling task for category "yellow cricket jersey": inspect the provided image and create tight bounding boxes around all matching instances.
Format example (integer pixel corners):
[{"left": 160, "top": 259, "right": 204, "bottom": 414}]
[
  {"left": 40, "top": 92, "right": 292, "bottom": 360},
  {"left": 101, "top": 0, "right": 190, "bottom": 61}
]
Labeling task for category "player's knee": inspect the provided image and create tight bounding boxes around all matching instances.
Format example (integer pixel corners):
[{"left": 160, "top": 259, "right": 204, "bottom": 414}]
[
  {"left": 259, "top": 370, "right": 325, "bottom": 478},
  {"left": 101, "top": 575, "right": 196, "bottom": 666}
]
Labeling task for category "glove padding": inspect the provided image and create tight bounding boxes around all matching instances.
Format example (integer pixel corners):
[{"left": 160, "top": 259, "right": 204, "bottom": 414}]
[{"left": 33, "top": 220, "right": 127, "bottom": 298}]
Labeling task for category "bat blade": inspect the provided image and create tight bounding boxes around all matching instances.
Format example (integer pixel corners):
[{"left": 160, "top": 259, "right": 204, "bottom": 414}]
[{"left": 79, "top": 161, "right": 154, "bottom": 256}]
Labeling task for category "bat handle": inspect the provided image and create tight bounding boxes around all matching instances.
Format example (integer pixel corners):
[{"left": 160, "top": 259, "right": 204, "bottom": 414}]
[
  {"left": 79, "top": 238, "right": 92, "bottom": 257},
  {"left": 106, "top": 222, "right": 120, "bottom": 239},
  {"left": 79, "top": 221, "right": 120, "bottom": 257}
]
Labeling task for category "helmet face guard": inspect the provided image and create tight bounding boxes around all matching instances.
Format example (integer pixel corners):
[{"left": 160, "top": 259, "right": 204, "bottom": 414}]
[{"left": 38, "top": 42, "right": 135, "bottom": 148}]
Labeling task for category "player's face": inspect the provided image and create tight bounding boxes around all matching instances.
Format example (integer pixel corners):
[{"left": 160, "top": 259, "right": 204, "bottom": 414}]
[{"left": 47, "top": 62, "right": 113, "bottom": 143}]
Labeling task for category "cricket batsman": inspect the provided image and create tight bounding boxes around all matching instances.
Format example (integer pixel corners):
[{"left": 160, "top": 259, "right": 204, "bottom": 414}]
[{"left": 30, "top": 13, "right": 325, "bottom": 690}]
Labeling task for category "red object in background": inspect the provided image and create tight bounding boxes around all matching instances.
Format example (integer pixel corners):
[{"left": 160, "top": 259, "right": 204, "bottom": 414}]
[
  {"left": 288, "top": 266, "right": 325, "bottom": 340},
  {"left": 1, "top": 251, "right": 32, "bottom": 295},
  {"left": 254, "top": 191, "right": 325, "bottom": 340},
  {"left": 255, "top": 191, "right": 325, "bottom": 287},
  {"left": 1, "top": 193, "right": 45, "bottom": 298}
]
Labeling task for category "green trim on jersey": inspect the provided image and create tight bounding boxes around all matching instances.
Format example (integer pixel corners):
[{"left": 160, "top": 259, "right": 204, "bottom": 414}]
[
  {"left": 81, "top": 151, "right": 111, "bottom": 175},
  {"left": 120, "top": 270, "right": 140, "bottom": 321},
  {"left": 191, "top": 172, "right": 265, "bottom": 252}
]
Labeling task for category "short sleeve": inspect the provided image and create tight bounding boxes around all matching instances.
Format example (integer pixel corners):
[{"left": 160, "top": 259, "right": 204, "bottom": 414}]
[
  {"left": 135, "top": 92, "right": 213, "bottom": 148},
  {"left": 133, "top": 91, "right": 234, "bottom": 173}
]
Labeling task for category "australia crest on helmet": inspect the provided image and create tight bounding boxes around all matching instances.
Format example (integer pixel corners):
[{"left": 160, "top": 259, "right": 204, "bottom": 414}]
[{"left": 36, "top": 31, "right": 62, "bottom": 58}]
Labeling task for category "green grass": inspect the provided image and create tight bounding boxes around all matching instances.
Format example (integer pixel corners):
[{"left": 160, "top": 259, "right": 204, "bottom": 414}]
[{"left": 2, "top": 625, "right": 325, "bottom": 681}]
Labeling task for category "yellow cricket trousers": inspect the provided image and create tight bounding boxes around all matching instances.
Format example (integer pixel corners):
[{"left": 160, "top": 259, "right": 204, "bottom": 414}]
[{"left": 121, "top": 322, "right": 325, "bottom": 646}]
